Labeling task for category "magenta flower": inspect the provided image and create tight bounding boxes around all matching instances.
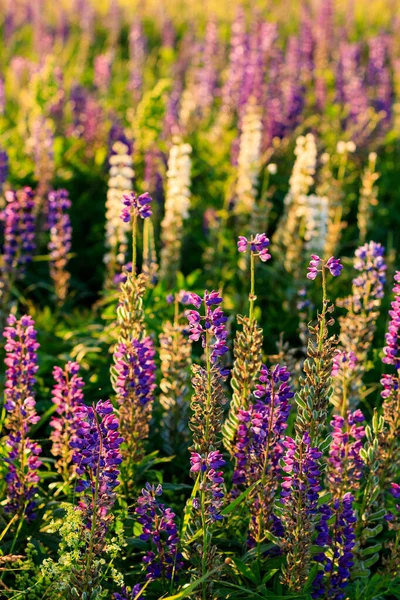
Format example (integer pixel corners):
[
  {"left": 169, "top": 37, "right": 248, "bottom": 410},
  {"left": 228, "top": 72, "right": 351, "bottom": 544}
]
[{"left": 190, "top": 450, "right": 226, "bottom": 522}]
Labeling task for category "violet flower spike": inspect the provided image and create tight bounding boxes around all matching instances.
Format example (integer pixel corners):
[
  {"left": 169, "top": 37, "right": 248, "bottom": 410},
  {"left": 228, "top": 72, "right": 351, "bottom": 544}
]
[
  {"left": 185, "top": 290, "right": 229, "bottom": 376},
  {"left": 3, "top": 314, "right": 42, "bottom": 520},
  {"left": 136, "top": 483, "right": 183, "bottom": 580},
  {"left": 382, "top": 271, "right": 400, "bottom": 368},
  {"left": 70, "top": 400, "right": 123, "bottom": 549}
]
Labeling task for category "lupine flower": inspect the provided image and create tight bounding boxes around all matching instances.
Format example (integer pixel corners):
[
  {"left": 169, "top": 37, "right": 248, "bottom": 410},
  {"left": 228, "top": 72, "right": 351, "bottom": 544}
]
[
  {"left": 94, "top": 53, "right": 112, "bottom": 92},
  {"left": 233, "top": 365, "right": 293, "bottom": 544},
  {"left": 190, "top": 451, "right": 226, "bottom": 521},
  {"left": 312, "top": 494, "right": 356, "bottom": 599},
  {"left": 332, "top": 350, "right": 357, "bottom": 377},
  {"left": 112, "top": 336, "right": 156, "bottom": 465},
  {"left": 136, "top": 483, "right": 183, "bottom": 580},
  {"left": 353, "top": 241, "right": 386, "bottom": 309},
  {"left": 186, "top": 290, "right": 229, "bottom": 375},
  {"left": 280, "top": 432, "right": 323, "bottom": 590},
  {"left": 307, "top": 254, "right": 343, "bottom": 280},
  {"left": 2, "top": 188, "right": 36, "bottom": 273},
  {"left": 3, "top": 314, "right": 42, "bottom": 520},
  {"left": 237, "top": 233, "right": 271, "bottom": 262},
  {"left": 105, "top": 141, "right": 135, "bottom": 281},
  {"left": 327, "top": 410, "right": 366, "bottom": 495},
  {"left": 235, "top": 101, "right": 263, "bottom": 214},
  {"left": 383, "top": 271, "right": 400, "bottom": 368},
  {"left": 48, "top": 189, "right": 72, "bottom": 302},
  {"left": 121, "top": 191, "right": 152, "bottom": 222},
  {"left": 50, "top": 361, "right": 84, "bottom": 477},
  {"left": 335, "top": 242, "right": 387, "bottom": 412},
  {"left": 70, "top": 400, "right": 123, "bottom": 551},
  {"left": 159, "top": 142, "right": 192, "bottom": 285}
]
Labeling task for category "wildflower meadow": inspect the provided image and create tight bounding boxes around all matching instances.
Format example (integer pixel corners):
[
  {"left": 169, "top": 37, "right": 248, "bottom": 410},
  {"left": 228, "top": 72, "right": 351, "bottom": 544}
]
[{"left": 1, "top": 1, "right": 400, "bottom": 599}]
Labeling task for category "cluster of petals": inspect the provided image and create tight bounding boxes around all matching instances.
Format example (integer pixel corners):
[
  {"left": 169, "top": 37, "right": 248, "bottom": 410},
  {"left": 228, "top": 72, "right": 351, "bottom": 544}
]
[
  {"left": 113, "top": 336, "right": 156, "bottom": 406},
  {"left": 382, "top": 271, "right": 400, "bottom": 368},
  {"left": 136, "top": 483, "right": 183, "bottom": 580},
  {"left": 185, "top": 290, "right": 229, "bottom": 375},
  {"left": 281, "top": 432, "right": 322, "bottom": 513},
  {"left": 353, "top": 241, "right": 386, "bottom": 308},
  {"left": 327, "top": 410, "right": 365, "bottom": 490},
  {"left": 3, "top": 314, "right": 42, "bottom": 519},
  {"left": 331, "top": 351, "right": 357, "bottom": 378},
  {"left": 2, "top": 187, "right": 36, "bottom": 271},
  {"left": 307, "top": 254, "right": 343, "bottom": 280},
  {"left": 121, "top": 191, "right": 152, "bottom": 221},
  {"left": 190, "top": 450, "right": 226, "bottom": 522},
  {"left": 313, "top": 493, "right": 356, "bottom": 599},
  {"left": 237, "top": 233, "right": 271, "bottom": 262},
  {"left": 70, "top": 400, "right": 123, "bottom": 531}
]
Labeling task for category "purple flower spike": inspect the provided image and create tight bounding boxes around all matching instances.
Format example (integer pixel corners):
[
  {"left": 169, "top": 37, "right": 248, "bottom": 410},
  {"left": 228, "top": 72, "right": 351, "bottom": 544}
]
[
  {"left": 328, "top": 410, "right": 366, "bottom": 494},
  {"left": 237, "top": 233, "right": 271, "bottom": 262},
  {"left": 70, "top": 400, "right": 123, "bottom": 548},
  {"left": 121, "top": 191, "right": 153, "bottom": 221},
  {"left": 3, "top": 314, "right": 42, "bottom": 520},
  {"left": 190, "top": 450, "right": 226, "bottom": 522},
  {"left": 136, "top": 483, "right": 183, "bottom": 580},
  {"left": 382, "top": 272, "right": 400, "bottom": 369},
  {"left": 185, "top": 290, "right": 229, "bottom": 375},
  {"left": 2, "top": 187, "right": 36, "bottom": 276},
  {"left": 312, "top": 494, "right": 356, "bottom": 599},
  {"left": 50, "top": 361, "right": 85, "bottom": 474}
]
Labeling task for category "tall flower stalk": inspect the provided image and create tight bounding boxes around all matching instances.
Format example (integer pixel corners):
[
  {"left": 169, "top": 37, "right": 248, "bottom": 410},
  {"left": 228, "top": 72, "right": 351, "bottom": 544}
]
[
  {"left": 185, "top": 291, "right": 229, "bottom": 599},
  {"left": 335, "top": 241, "right": 386, "bottom": 414},
  {"left": 0, "top": 188, "right": 36, "bottom": 314},
  {"left": 2, "top": 314, "right": 42, "bottom": 521},
  {"left": 233, "top": 364, "right": 293, "bottom": 549},
  {"left": 111, "top": 191, "right": 156, "bottom": 487},
  {"left": 159, "top": 292, "right": 192, "bottom": 456},
  {"left": 295, "top": 255, "right": 342, "bottom": 447},
  {"left": 222, "top": 234, "right": 270, "bottom": 453},
  {"left": 50, "top": 400, "right": 123, "bottom": 597},
  {"left": 48, "top": 189, "right": 72, "bottom": 304},
  {"left": 104, "top": 141, "right": 135, "bottom": 285},
  {"left": 378, "top": 271, "right": 400, "bottom": 488},
  {"left": 159, "top": 141, "right": 192, "bottom": 286},
  {"left": 50, "top": 361, "right": 84, "bottom": 481}
]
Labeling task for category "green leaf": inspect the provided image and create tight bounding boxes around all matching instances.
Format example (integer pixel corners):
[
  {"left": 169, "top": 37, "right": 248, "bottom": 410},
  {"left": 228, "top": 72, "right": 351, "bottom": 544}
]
[
  {"left": 162, "top": 568, "right": 220, "bottom": 600},
  {"left": 231, "top": 557, "right": 259, "bottom": 584},
  {"left": 222, "top": 480, "right": 260, "bottom": 516},
  {"left": 180, "top": 473, "right": 200, "bottom": 540}
]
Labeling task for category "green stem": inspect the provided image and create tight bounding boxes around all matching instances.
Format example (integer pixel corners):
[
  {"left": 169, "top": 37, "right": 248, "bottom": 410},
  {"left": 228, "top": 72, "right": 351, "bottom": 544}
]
[
  {"left": 132, "top": 212, "right": 137, "bottom": 277},
  {"left": 201, "top": 327, "right": 212, "bottom": 600},
  {"left": 84, "top": 408, "right": 103, "bottom": 591},
  {"left": 249, "top": 250, "right": 255, "bottom": 325}
]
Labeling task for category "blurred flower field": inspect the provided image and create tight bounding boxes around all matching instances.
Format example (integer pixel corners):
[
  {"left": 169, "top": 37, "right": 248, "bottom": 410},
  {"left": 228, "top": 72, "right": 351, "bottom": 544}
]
[{"left": 1, "top": 0, "right": 400, "bottom": 598}]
